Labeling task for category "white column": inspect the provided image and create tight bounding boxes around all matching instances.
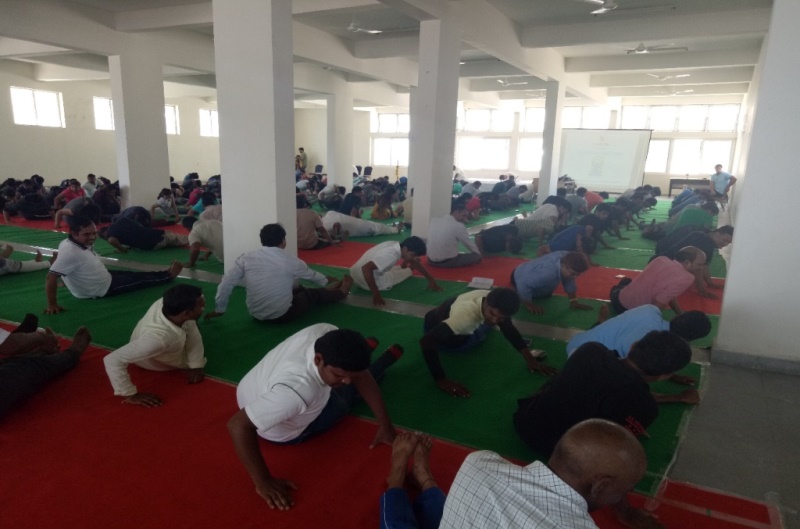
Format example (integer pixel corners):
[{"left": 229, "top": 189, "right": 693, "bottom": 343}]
[
  {"left": 212, "top": 0, "right": 296, "bottom": 265},
  {"left": 714, "top": 0, "right": 800, "bottom": 373},
  {"left": 108, "top": 51, "right": 169, "bottom": 209},
  {"left": 537, "top": 80, "right": 565, "bottom": 205},
  {"left": 409, "top": 17, "right": 461, "bottom": 238},
  {"left": 326, "top": 83, "right": 354, "bottom": 188}
]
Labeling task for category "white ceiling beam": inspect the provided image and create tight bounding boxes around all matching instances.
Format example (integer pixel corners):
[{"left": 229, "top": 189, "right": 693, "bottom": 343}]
[
  {"left": 458, "top": 78, "right": 501, "bottom": 108},
  {"left": 33, "top": 62, "right": 109, "bottom": 81},
  {"left": 376, "top": 0, "right": 446, "bottom": 21},
  {"left": 608, "top": 83, "right": 750, "bottom": 98},
  {"left": 469, "top": 77, "right": 547, "bottom": 92},
  {"left": 521, "top": 9, "right": 771, "bottom": 48},
  {"left": 0, "top": 37, "right": 70, "bottom": 57},
  {"left": 566, "top": 49, "right": 761, "bottom": 73},
  {"left": 293, "top": 0, "right": 381, "bottom": 16},
  {"left": 591, "top": 66, "right": 755, "bottom": 88},
  {"left": 115, "top": 4, "right": 212, "bottom": 32},
  {"left": 459, "top": 59, "right": 527, "bottom": 78},
  {"left": 352, "top": 35, "right": 418, "bottom": 59}
]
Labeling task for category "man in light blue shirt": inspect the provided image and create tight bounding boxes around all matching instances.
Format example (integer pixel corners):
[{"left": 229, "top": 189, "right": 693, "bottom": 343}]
[
  {"left": 710, "top": 164, "right": 737, "bottom": 197},
  {"left": 511, "top": 251, "right": 592, "bottom": 314},
  {"left": 567, "top": 304, "right": 711, "bottom": 358}
]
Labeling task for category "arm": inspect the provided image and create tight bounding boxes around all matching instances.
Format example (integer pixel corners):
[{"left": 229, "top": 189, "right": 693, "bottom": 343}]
[
  {"left": 182, "top": 321, "right": 206, "bottom": 384},
  {"left": 361, "top": 261, "right": 386, "bottom": 306},
  {"left": 693, "top": 266, "right": 717, "bottom": 298},
  {"left": 227, "top": 409, "right": 297, "bottom": 510},
  {"left": 457, "top": 226, "right": 480, "bottom": 255},
  {"left": 724, "top": 176, "right": 737, "bottom": 194},
  {"left": 53, "top": 190, "right": 68, "bottom": 209},
  {"left": 212, "top": 256, "right": 247, "bottom": 315},
  {"left": 292, "top": 259, "right": 328, "bottom": 287},
  {"left": 44, "top": 273, "right": 65, "bottom": 314},
  {"left": 419, "top": 324, "right": 471, "bottom": 398},
  {"left": 351, "top": 370, "right": 396, "bottom": 447},
  {"left": 107, "top": 236, "right": 129, "bottom": 253},
  {"left": 563, "top": 278, "right": 593, "bottom": 311},
  {"left": 613, "top": 495, "right": 665, "bottom": 529},
  {"left": 103, "top": 334, "right": 173, "bottom": 406},
  {"left": 497, "top": 320, "right": 556, "bottom": 376},
  {"left": 184, "top": 243, "right": 202, "bottom": 267},
  {"left": 474, "top": 233, "right": 486, "bottom": 254},
  {"left": 667, "top": 299, "right": 683, "bottom": 315},
  {"left": 406, "top": 259, "right": 442, "bottom": 291}
]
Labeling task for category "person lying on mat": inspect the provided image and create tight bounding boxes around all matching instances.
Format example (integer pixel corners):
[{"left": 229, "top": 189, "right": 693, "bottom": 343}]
[
  {"left": 44, "top": 216, "right": 182, "bottom": 315},
  {"left": 102, "top": 285, "right": 207, "bottom": 408},
  {"left": 474, "top": 224, "right": 523, "bottom": 255},
  {"left": 510, "top": 250, "right": 593, "bottom": 315},
  {"left": 420, "top": 288, "right": 555, "bottom": 398},
  {"left": 98, "top": 216, "right": 188, "bottom": 253},
  {"left": 228, "top": 324, "right": 401, "bottom": 510},
  {"left": 609, "top": 246, "right": 706, "bottom": 316},
  {"left": 0, "top": 313, "right": 91, "bottom": 421},
  {"left": 382, "top": 420, "right": 651, "bottom": 529},
  {"left": 321, "top": 209, "right": 402, "bottom": 238},
  {"left": 654, "top": 225, "right": 733, "bottom": 299},
  {"left": 206, "top": 224, "right": 352, "bottom": 323},
  {"left": 182, "top": 216, "right": 224, "bottom": 268},
  {"left": 536, "top": 224, "right": 598, "bottom": 266},
  {"left": 1, "top": 244, "right": 55, "bottom": 276},
  {"left": 350, "top": 236, "right": 442, "bottom": 307},
  {"left": 425, "top": 198, "right": 482, "bottom": 268},
  {"left": 568, "top": 304, "right": 710, "bottom": 389}
]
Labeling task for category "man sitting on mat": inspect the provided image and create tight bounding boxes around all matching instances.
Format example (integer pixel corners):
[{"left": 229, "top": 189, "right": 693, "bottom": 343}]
[
  {"left": 511, "top": 251, "right": 593, "bottom": 315},
  {"left": 296, "top": 195, "right": 339, "bottom": 250},
  {"left": 426, "top": 198, "right": 482, "bottom": 268},
  {"left": 44, "top": 216, "right": 182, "bottom": 314},
  {"left": 206, "top": 224, "right": 352, "bottom": 323},
  {"left": 102, "top": 285, "right": 207, "bottom": 408},
  {"left": 350, "top": 236, "right": 442, "bottom": 307},
  {"left": 381, "top": 420, "right": 651, "bottom": 529},
  {"left": 568, "top": 304, "right": 710, "bottom": 388},
  {"left": 610, "top": 246, "right": 706, "bottom": 316},
  {"left": 228, "top": 324, "right": 401, "bottom": 510},
  {"left": 0, "top": 314, "right": 91, "bottom": 420},
  {"left": 420, "top": 288, "right": 555, "bottom": 398}
]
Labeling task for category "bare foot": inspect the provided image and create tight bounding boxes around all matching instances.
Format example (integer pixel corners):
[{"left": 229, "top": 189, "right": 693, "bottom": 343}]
[
  {"left": 340, "top": 274, "right": 354, "bottom": 295},
  {"left": 387, "top": 432, "right": 417, "bottom": 489},
  {"left": 49, "top": 251, "right": 58, "bottom": 264},
  {"left": 70, "top": 326, "right": 92, "bottom": 353},
  {"left": 411, "top": 434, "right": 436, "bottom": 491},
  {"left": 168, "top": 261, "right": 183, "bottom": 279},
  {"left": 34, "top": 250, "right": 43, "bottom": 262},
  {"left": 598, "top": 304, "right": 610, "bottom": 323},
  {"left": 0, "top": 244, "right": 13, "bottom": 258}
]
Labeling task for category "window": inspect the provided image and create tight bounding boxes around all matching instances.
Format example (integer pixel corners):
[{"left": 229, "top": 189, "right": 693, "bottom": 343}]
[
  {"left": 373, "top": 113, "right": 409, "bottom": 133},
  {"left": 373, "top": 138, "right": 409, "bottom": 166},
  {"left": 700, "top": 140, "right": 733, "bottom": 171},
  {"left": 677, "top": 105, "right": 707, "bottom": 132},
  {"left": 456, "top": 137, "right": 509, "bottom": 170},
  {"left": 523, "top": 108, "right": 545, "bottom": 132},
  {"left": 649, "top": 106, "right": 677, "bottom": 131},
  {"left": 517, "top": 137, "right": 544, "bottom": 171},
  {"left": 707, "top": 105, "right": 740, "bottom": 132},
  {"left": 464, "top": 109, "right": 491, "bottom": 132},
  {"left": 670, "top": 139, "right": 703, "bottom": 175},
  {"left": 165, "top": 104, "right": 180, "bottom": 135},
  {"left": 621, "top": 106, "right": 647, "bottom": 129},
  {"left": 644, "top": 140, "right": 670, "bottom": 173},
  {"left": 93, "top": 97, "right": 114, "bottom": 130},
  {"left": 199, "top": 109, "right": 219, "bottom": 137},
  {"left": 561, "top": 107, "right": 582, "bottom": 129},
  {"left": 490, "top": 110, "right": 514, "bottom": 132},
  {"left": 10, "top": 86, "right": 65, "bottom": 128},
  {"left": 581, "top": 107, "right": 610, "bottom": 129}
]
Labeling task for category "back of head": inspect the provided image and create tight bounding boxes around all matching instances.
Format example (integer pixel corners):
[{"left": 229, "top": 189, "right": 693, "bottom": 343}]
[
  {"left": 67, "top": 215, "right": 94, "bottom": 234},
  {"left": 556, "top": 188, "right": 568, "bottom": 197},
  {"left": 296, "top": 195, "right": 310, "bottom": 209},
  {"left": 352, "top": 185, "right": 363, "bottom": 195},
  {"left": 451, "top": 196, "right": 468, "bottom": 213},
  {"left": 315, "top": 329, "right": 372, "bottom": 371},
  {"left": 201, "top": 191, "right": 217, "bottom": 207},
  {"left": 715, "top": 225, "right": 734, "bottom": 236},
  {"left": 162, "top": 284, "right": 203, "bottom": 316},
  {"left": 400, "top": 236, "right": 427, "bottom": 256},
  {"left": 628, "top": 330, "right": 691, "bottom": 376},
  {"left": 549, "top": 419, "right": 646, "bottom": 510},
  {"left": 562, "top": 251, "right": 589, "bottom": 274},
  {"left": 182, "top": 216, "right": 198, "bottom": 230},
  {"left": 670, "top": 311, "right": 711, "bottom": 342},
  {"left": 598, "top": 191, "right": 610, "bottom": 199},
  {"left": 260, "top": 223, "right": 286, "bottom": 247},
  {"left": 701, "top": 202, "right": 719, "bottom": 215},
  {"left": 473, "top": 181, "right": 482, "bottom": 188},
  {"left": 486, "top": 288, "right": 521, "bottom": 316},
  {"left": 69, "top": 178, "right": 80, "bottom": 187},
  {"left": 576, "top": 187, "right": 587, "bottom": 197},
  {"left": 594, "top": 202, "right": 612, "bottom": 214}
]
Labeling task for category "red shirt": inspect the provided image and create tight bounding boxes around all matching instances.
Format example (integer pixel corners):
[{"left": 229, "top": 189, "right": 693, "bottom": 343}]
[
  {"left": 619, "top": 257, "right": 694, "bottom": 310},
  {"left": 584, "top": 191, "right": 604, "bottom": 213}
]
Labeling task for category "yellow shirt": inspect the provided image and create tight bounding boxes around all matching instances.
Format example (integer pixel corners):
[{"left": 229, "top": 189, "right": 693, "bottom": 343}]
[{"left": 443, "top": 290, "right": 489, "bottom": 335}]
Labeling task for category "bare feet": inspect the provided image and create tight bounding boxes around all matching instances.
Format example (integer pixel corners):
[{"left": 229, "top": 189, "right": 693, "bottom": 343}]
[
  {"left": 70, "top": 326, "right": 92, "bottom": 353},
  {"left": 49, "top": 251, "right": 58, "bottom": 264},
  {"left": 411, "top": 435, "right": 437, "bottom": 491},
  {"left": 598, "top": 304, "right": 610, "bottom": 323},
  {"left": 168, "top": 260, "right": 183, "bottom": 279},
  {"left": 339, "top": 274, "right": 353, "bottom": 295},
  {"left": 34, "top": 250, "right": 43, "bottom": 262},
  {"left": 387, "top": 432, "right": 417, "bottom": 489},
  {"left": 0, "top": 244, "right": 12, "bottom": 259}
]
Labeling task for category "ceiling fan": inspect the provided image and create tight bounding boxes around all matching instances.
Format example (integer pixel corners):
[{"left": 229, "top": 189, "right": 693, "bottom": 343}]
[
  {"left": 497, "top": 78, "right": 529, "bottom": 87},
  {"left": 657, "top": 88, "right": 694, "bottom": 95},
  {"left": 627, "top": 42, "right": 688, "bottom": 54},
  {"left": 647, "top": 73, "right": 691, "bottom": 81},
  {"left": 347, "top": 17, "right": 383, "bottom": 34},
  {"left": 579, "top": 0, "right": 676, "bottom": 16}
]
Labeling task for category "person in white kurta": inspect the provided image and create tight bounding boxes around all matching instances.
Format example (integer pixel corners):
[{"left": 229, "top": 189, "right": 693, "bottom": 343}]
[
  {"left": 102, "top": 284, "right": 207, "bottom": 407},
  {"left": 322, "top": 210, "right": 400, "bottom": 237}
]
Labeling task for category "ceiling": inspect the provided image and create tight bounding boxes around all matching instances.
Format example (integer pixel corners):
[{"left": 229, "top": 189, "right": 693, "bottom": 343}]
[{"left": 0, "top": 0, "right": 773, "bottom": 105}]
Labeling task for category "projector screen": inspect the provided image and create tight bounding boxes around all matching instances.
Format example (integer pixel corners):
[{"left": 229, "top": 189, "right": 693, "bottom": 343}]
[{"left": 558, "top": 129, "right": 652, "bottom": 193}]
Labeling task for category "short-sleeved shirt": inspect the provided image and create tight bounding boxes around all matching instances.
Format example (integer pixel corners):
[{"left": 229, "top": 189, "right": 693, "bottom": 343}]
[
  {"left": 236, "top": 323, "right": 335, "bottom": 442},
  {"left": 441, "top": 290, "right": 490, "bottom": 336},
  {"left": 349, "top": 241, "right": 401, "bottom": 291},
  {"left": 514, "top": 342, "right": 658, "bottom": 457},
  {"left": 338, "top": 194, "right": 362, "bottom": 215},
  {"left": 711, "top": 172, "right": 733, "bottom": 194},
  {"left": 618, "top": 256, "right": 694, "bottom": 310},
  {"left": 567, "top": 305, "right": 669, "bottom": 358},
  {"left": 296, "top": 208, "right": 324, "bottom": 249},
  {"left": 513, "top": 251, "right": 576, "bottom": 300},
  {"left": 658, "top": 230, "right": 716, "bottom": 264},
  {"left": 107, "top": 217, "right": 165, "bottom": 250},
  {"left": 478, "top": 224, "right": 518, "bottom": 254},
  {"left": 49, "top": 238, "right": 111, "bottom": 299},
  {"left": 427, "top": 214, "right": 479, "bottom": 262},
  {"left": 548, "top": 225, "right": 586, "bottom": 252},
  {"left": 669, "top": 208, "right": 713, "bottom": 234},
  {"left": 583, "top": 191, "right": 605, "bottom": 212},
  {"left": 188, "top": 219, "right": 224, "bottom": 261},
  {"left": 198, "top": 204, "right": 223, "bottom": 223}
]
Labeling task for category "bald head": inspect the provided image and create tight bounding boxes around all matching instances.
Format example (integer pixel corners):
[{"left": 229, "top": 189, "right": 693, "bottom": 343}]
[{"left": 548, "top": 419, "right": 647, "bottom": 511}]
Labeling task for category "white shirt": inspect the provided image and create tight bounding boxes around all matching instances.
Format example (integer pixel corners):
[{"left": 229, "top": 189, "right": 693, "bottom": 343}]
[
  {"left": 350, "top": 241, "right": 401, "bottom": 291},
  {"left": 236, "top": 323, "right": 335, "bottom": 442},
  {"left": 198, "top": 204, "right": 223, "bottom": 223},
  {"left": 214, "top": 246, "right": 327, "bottom": 320},
  {"left": 49, "top": 238, "right": 112, "bottom": 299},
  {"left": 188, "top": 219, "right": 224, "bottom": 261},
  {"left": 82, "top": 181, "right": 96, "bottom": 197},
  {"left": 440, "top": 452, "right": 597, "bottom": 529},
  {"left": 427, "top": 215, "right": 479, "bottom": 262},
  {"left": 103, "top": 298, "right": 206, "bottom": 397},
  {"left": 527, "top": 203, "right": 558, "bottom": 221}
]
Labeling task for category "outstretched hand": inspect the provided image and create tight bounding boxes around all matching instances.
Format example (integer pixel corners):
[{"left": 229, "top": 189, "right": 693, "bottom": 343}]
[
  {"left": 43, "top": 305, "right": 66, "bottom": 315},
  {"left": 524, "top": 302, "right": 544, "bottom": 315},
  {"left": 436, "top": 379, "right": 471, "bottom": 398},
  {"left": 123, "top": 392, "right": 163, "bottom": 408},
  {"left": 616, "top": 507, "right": 665, "bottom": 529},
  {"left": 524, "top": 357, "right": 558, "bottom": 376},
  {"left": 186, "top": 368, "right": 205, "bottom": 384},
  {"left": 204, "top": 311, "right": 224, "bottom": 321},
  {"left": 256, "top": 477, "right": 298, "bottom": 511},
  {"left": 370, "top": 423, "right": 396, "bottom": 449}
]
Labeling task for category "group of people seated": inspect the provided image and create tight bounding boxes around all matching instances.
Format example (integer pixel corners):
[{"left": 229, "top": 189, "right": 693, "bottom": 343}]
[{"left": 0, "top": 168, "right": 735, "bottom": 529}]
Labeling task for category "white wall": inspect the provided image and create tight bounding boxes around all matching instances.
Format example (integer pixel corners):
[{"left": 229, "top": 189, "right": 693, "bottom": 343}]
[
  {"left": 293, "top": 108, "right": 327, "bottom": 172},
  {"left": 166, "top": 96, "right": 220, "bottom": 181}
]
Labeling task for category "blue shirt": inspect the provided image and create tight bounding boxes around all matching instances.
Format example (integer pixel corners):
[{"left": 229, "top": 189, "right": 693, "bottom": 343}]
[
  {"left": 711, "top": 172, "right": 733, "bottom": 194},
  {"left": 513, "top": 251, "right": 576, "bottom": 300},
  {"left": 548, "top": 225, "right": 586, "bottom": 252},
  {"left": 566, "top": 305, "right": 669, "bottom": 358}
]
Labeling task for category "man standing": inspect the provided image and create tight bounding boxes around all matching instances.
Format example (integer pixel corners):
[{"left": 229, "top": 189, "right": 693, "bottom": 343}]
[
  {"left": 297, "top": 147, "right": 307, "bottom": 172},
  {"left": 710, "top": 164, "right": 737, "bottom": 200},
  {"left": 103, "top": 285, "right": 207, "bottom": 408},
  {"left": 207, "top": 224, "right": 352, "bottom": 323},
  {"left": 426, "top": 200, "right": 481, "bottom": 268}
]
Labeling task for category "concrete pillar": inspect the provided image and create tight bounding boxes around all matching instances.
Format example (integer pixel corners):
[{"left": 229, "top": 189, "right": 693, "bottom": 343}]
[
  {"left": 108, "top": 50, "right": 170, "bottom": 209},
  {"left": 212, "top": 0, "right": 296, "bottom": 265},
  {"left": 408, "top": 17, "right": 461, "bottom": 238},
  {"left": 326, "top": 83, "right": 354, "bottom": 188},
  {"left": 538, "top": 80, "right": 565, "bottom": 205},
  {"left": 714, "top": 0, "right": 800, "bottom": 373}
]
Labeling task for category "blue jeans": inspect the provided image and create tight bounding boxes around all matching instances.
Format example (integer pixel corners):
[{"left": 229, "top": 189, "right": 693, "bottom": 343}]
[{"left": 380, "top": 487, "right": 446, "bottom": 529}]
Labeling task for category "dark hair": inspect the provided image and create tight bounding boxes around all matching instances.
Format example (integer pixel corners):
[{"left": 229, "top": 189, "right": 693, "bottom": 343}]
[
  {"left": 651, "top": 186, "right": 662, "bottom": 197},
  {"left": 182, "top": 216, "right": 198, "bottom": 230},
  {"left": 643, "top": 197, "right": 657, "bottom": 208},
  {"left": 260, "top": 223, "right": 286, "bottom": 247},
  {"left": 158, "top": 188, "right": 172, "bottom": 198},
  {"left": 559, "top": 200, "right": 573, "bottom": 213},
  {"left": 715, "top": 225, "right": 734, "bottom": 236},
  {"left": 562, "top": 251, "right": 589, "bottom": 274},
  {"left": 509, "top": 236, "right": 523, "bottom": 254},
  {"left": 598, "top": 191, "right": 610, "bottom": 199},
  {"left": 296, "top": 195, "right": 310, "bottom": 209},
  {"left": 69, "top": 179, "right": 81, "bottom": 186},
  {"left": 400, "top": 236, "right": 427, "bottom": 256},
  {"left": 337, "top": 186, "right": 346, "bottom": 194},
  {"left": 67, "top": 215, "right": 94, "bottom": 233},
  {"left": 576, "top": 187, "right": 587, "bottom": 196},
  {"left": 628, "top": 330, "right": 691, "bottom": 376},
  {"left": 352, "top": 186, "right": 363, "bottom": 194},
  {"left": 81, "top": 203, "right": 101, "bottom": 225},
  {"left": 162, "top": 284, "right": 203, "bottom": 316},
  {"left": 700, "top": 202, "right": 719, "bottom": 215},
  {"left": 582, "top": 235, "right": 597, "bottom": 255},
  {"left": 473, "top": 181, "right": 482, "bottom": 187},
  {"left": 594, "top": 203, "right": 612, "bottom": 214},
  {"left": 486, "top": 288, "right": 521, "bottom": 316},
  {"left": 314, "top": 329, "right": 372, "bottom": 371},
  {"left": 518, "top": 185, "right": 527, "bottom": 192},
  {"left": 451, "top": 197, "right": 468, "bottom": 213},
  {"left": 670, "top": 311, "right": 712, "bottom": 342},
  {"left": 556, "top": 188, "right": 567, "bottom": 197},
  {"left": 201, "top": 191, "right": 217, "bottom": 207}
]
